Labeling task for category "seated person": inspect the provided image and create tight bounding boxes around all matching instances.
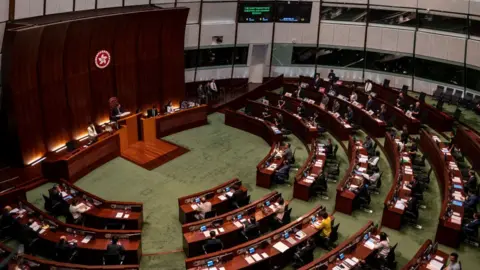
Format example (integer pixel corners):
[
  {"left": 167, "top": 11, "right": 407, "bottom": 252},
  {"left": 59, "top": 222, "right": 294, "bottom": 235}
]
[
  {"left": 345, "top": 106, "right": 354, "bottom": 124},
  {"left": 204, "top": 231, "right": 223, "bottom": 253},
  {"left": 274, "top": 197, "right": 286, "bottom": 222},
  {"left": 314, "top": 73, "right": 322, "bottom": 89},
  {"left": 407, "top": 178, "right": 423, "bottom": 198},
  {"left": 293, "top": 238, "right": 316, "bottom": 267},
  {"left": 1, "top": 206, "right": 16, "bottom": 229},
  {"left": 277, "top": 96, "right": 286, "bottom": 109},
  {"left": 297, "top": 102, "right": 306, "bottom": 118},
  {"left": 368, "top": 151, "right": 380, "bottom": 167},
  {"left": 321, "top": 95, "right": 329, "bottom": 107},
  {"left": 377, "top": 104, "right": 387, "bottom": 121},
  {"left": 262, "top": 106, "right": 272, "bottom": 121},
  {"left": 396, "top": 93, "right": 405, "bottom": 110},
  {"left": 294, "top": 85, "right": 303, "bottom": 99},
  {"left": 274, "top": 160, "right": 291, "bottom": 185},
  {"left": 274, "top": 113, "right": 284, "bottom": 130},
  {"left": 164, "top": 101, "right": 173, "bottom": 113},
  {"left": 400, "top": 125, "right": 409, "bottom": 144},
  {"left": 463, "top": 212, "right": 480, "bottom": 238},
  {"left": 363, "top": 136, "right": 374, "bottom": 153},
  {"left": 314, "top": 212, "right": 332, "bottom": 239},
  {"left": 283, "top": 143, "right": 294, "bottom": 163},
  {"left": 445, "top": 253, "right": 462, "bottom": 270},
  {"left": 354, "top": 184, "right": 371, "bottom": 207},
  {"left": 230, "top": 183, "right": 245, "bottom": 208},
  {"left": 105, "top": 236, "right": 125, "bottom": 265},
  {"left": 69, "top": 199, "right": 88, "bottom": 224},
  {"left": 366, "top": 167, "right": 381, "bottom": 185},
  {"left": 328, "top": 69, "right": 336, "bottom": 82},
  {"left": 403, "top": 197, "right": 419, "bottom": 220},
  {"left": 374, "top": 232, "right": 391, "bottom": 259},
  {"left": 365, "top": 95, "right": 374, "bottom": 111},
  {"left": 55, "top": 235, "right": 77, "bottom": 262},
  {"left": 412, "top": 102, "right": 421, "bottom": 118},
  {"left": 465, "top": 170, "right": 477, "bottom": 194},
  {"left": 465, "top": 190, "right": 480, "bottom": 211},
  {"left": 49, "top": 184, "right": 63, "bottom": 205},
  {"left": 331, "top": 100, "right": 340, "bottom": 114},
  {"left": 195, "top": 197, "right": 212, "bottom": 220},
  {"left": 350, "top": 91, "right": 358, "bottom": 103},
  {"left": 325, "top": 139, "right": 333, "bottom": 156},
  {"left": 87, "top": 122, "right": 98, "bottom": 144},
  {"left": 148, "top": 105, "right": 159, "bottom": 117},
  {"left": 19, "top": 219, "right": 39, "bottom": 254},
  {"left": 243, "top": 216, "right": 260, "bottom": 239},
  {"left": 449, "top": 142, "right": 463, "bottom": 160}
]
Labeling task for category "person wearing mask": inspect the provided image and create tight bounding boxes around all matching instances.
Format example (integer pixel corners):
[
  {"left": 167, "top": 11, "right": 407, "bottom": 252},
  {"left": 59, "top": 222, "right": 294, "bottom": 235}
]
[
  {"left": 105, "top": 236, "right": 125, "bottom": 265},
  {"left": 365, "top": 95, "right": 374, "bottom": 111},
  {"left": 374, "top": 232, "right": 391, "bottom": 259},
  {"left": 204, "top": 231, "right": 223, "bottom": 253},
  {"left": 274, "top": 160, "right": 292, "bottom": 185},
  {"left": 412, "top": 102, "right": 421, "bottom": 118},
  {"left": 364, "top": 79, "right": 373, "bottom": 93},
  {"left": 274, "top": 197, "right": 286, "bottom": 222},
  {"left": 69, "top": 199, "right": 88, "bottom": 225},
  {"left": 87, "top": 122, "right": 98, "bottom": 144},
  {"left": 314, "top": 212, "right": 332, "bottom": 238},
  {"left": 283, "top": 143, "right": 294, "bottom": 164},
  {"left": 350, "top": 91, "right": 358, "bottom": 103},
  {"left": 197, "top": 84, "right": 206, "bottom": 104},
  {"left": 328, "top": 70, "right": 336, "bottom": 82},
  {"left": 465, "top": 170, "right": 477, "bottom": 194},
  {"left": 445, "top": 252, "right": 461, "bottom": 270},
  {"left": 331, "top": 100, "right": 340, "bottom": 114},
  {"left": 195, "top": 197, "right": 212, "bottom": 220},
  {"left": 55, "top": 236, "right": 77, "bottom": 262},
  {"left": 209, "top": 79, "right": 218, "bottom": 100},
  {"left": 277, "top": 96, "right": 286, "bottom": 109},
  {"left": 314, "top": 73, "right": 322, "bottom": 90}
]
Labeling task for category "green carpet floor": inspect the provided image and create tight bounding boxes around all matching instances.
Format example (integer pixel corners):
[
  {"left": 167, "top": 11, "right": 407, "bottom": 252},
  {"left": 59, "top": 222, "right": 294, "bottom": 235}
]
[{"left": 25, "top": 113, "right": 479, "bottom": 269}]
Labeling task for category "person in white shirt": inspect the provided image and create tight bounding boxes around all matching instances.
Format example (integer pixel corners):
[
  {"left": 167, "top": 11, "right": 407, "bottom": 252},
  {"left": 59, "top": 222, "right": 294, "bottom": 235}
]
[
  {"left": 195, "top": 197, "right": 212, "bottom": 220},
  {"left": 350, "top": 91, "right": 358, "bottom": 103},
  {"left": 366, "top": 167, "right": 381, "bottom": 185},
  {"left": 69, "top": 199, "right": 88, "bottom": 224},
  {"left": 275, "top": 197, "right": 286, "bottom": 221},
  {"left": 209, "top": 79, "right": 218, "bottom": 100},
  {"left": 374, "top": 232, "right": 391, "bottom": 259},
  {"left": 368, "top": 151, "right": 380, "bottom": 167},
  {"left": 87, "top": 122, "right": 98, "bottom": 144},
  {"left": 364, "top": 80, "right": 373, "bottom": 93}
]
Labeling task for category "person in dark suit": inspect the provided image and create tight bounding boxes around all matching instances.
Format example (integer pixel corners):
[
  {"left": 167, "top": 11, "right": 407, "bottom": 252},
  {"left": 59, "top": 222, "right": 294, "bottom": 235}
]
[
  {"left": 465, "top": 170, "right": 478, "bottom": 194},
  {"left": 197, "top": 84, "right": 206, "bottom": 104},
  {"left": 293, "top": 238, "right": 316, "bottom": 267},
  {"left": 274, "top": 113, "right": 284, "bottom": 130},
  {"left": 314, "top": 73, "right": 321, "bottom": 90},
  {"left": 230, "top": 183, "right": 245, "bottom": 208},
  {"left": 396, "top": 92, "right": 405, "bottom": 110},
  {"left": 294, "top": 85, "right": 303, "bottom": 99},
  {"left": 325, "top": 139, "right": 333, "bottom": 155},
  {"left": 345, "top": 106, "right": 354, "bottom": 124},
  {"left": 400, "top": 125, "right": 409, "bottom": 144},
  {"left": 377, "top": 104, "right": 387, "bottom": 121},
  {"left": 149, "top": 105, "right": 159, "bottom": 118},
  {"left": 262, "top": 106, "right": 272, "bottom": 122},
  {"left": 274, "top": 160, "right": 291, "bottom": 184},
  {"left": 412, "top": 102, "right": 421, "bottom": 118},
  {"left": 1, "top": 206, "right": 16, "bottom": 237},
  {"left": 297, "top": 102, "right": 306, "bottom": 118},
  {"left": 365, "top": 95, "right": 374, "bottom": 111},
  {"left": 110, "top": 103, "right": 123, "bottom": 122},
  {"left": 283, "top": 143, "right": 294, "bottom": 164},
  {"left": 55, "top": 236, "right": 77, "bottom": 262},
  {"left": 465, "top": 190, "right": 480, "bottom": 210},
  {"left": 204, "top": 231, "right": 223, "bottom": 253},
  {"left": 328, "top": 70, "right": 336, "bottom": 82},
  {"left": 363, "top": 136, "right": 374, "bottom": 153},
  {"left": 243, "top": 216, "right": 260, "bottom": 239},
  {"left": 463, "top": 212, "right": 480, "bottom": 238},
  {"left": 105, "top": 236, "right": 125, "bottom": 265},
  {"left": 19, "top": 219, "right": 38, "bottom": 254},
  {"left": 331, "top": 100, "right": 340, "bottom": 114}
]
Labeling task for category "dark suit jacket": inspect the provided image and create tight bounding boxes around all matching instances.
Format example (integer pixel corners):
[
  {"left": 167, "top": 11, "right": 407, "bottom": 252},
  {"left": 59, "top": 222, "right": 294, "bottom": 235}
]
[
  {"left": 49, "top": 189, "right": 63, "bottom": 205},
  {"left": 106, "top": 243, "right": 125, "bottom": 256},
  {"left": 365, "top": 100, "right": 373, "bottom": 111},
  {"left": 314, "top": 79, "right": 321, "bottom": 89},
  {"left": 204, "top": 238, "right": 223, "bottom": 252},
  {"left": 244, "top": 222, "right": 259, "bottom": 235},
  {"left": 56, "top": 241, "right": 76, "bottom": 261},
  {"left": 346, "top": 111, "right": 354, "bottom": 123},
  {"left": 466, "top": 176, "right": 477, "bottom": 192}
]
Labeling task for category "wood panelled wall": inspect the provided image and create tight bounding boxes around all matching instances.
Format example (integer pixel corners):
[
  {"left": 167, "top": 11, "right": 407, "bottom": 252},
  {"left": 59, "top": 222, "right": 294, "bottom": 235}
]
[{"left": 1, "top": 8, "right": 188, "bottom": 166}]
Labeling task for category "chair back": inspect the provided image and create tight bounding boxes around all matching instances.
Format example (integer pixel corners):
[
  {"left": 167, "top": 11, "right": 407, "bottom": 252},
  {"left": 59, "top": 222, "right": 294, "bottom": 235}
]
[
  {"left": 333, "top": 144, "right": 338, "bottom": 157},
  {"left": 204, "top": 210, "right": 217, "bottom": 219},
  {"left": 42, "top": 195, "right": 52, "bottom": 211},
  {"left": 203, "top": 242, "right": 223, "bottom": 254},
  {"left": 240, "top": 195, "right": 251, "bottom": 207},
  {"left": 104, "top": 254, "right": 121, "bottom": 265},
  {"left": 329, "top": 223, "right": 340, "bottom": 243},
  {"left": 282, "top": 208, "right": 292, "bottom": 224},
  {"left": 386, "top": 243, "right": 398, "bottom": 265}
]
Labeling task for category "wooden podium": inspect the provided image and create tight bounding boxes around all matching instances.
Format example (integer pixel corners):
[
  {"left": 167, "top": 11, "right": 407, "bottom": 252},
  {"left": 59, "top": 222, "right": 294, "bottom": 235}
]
[{"left": 118, "top": 112, "right": 142, "bottom": 152}]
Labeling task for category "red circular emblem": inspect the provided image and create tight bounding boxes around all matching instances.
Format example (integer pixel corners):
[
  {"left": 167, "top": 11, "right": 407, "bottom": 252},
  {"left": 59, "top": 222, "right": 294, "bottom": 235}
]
[{"left": 95, "top": 50, "right": 111, "bottom": 69}]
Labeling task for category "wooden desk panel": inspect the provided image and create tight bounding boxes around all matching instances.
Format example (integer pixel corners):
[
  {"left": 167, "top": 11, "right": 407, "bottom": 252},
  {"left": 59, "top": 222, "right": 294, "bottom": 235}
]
[
  {"left": 185, "top": 206, "right": 327, "bottom": 270},
  {"left": 401, "top": 239, "right": 448, "bottom": 270},
  {"left": 224, "top": 110, "right": 283, "bottom": 145},
  {"left": 178, "top": 178, "right": 247, "bottom": 224},
  {"left": 182, "top": 192, "right": 282, "bottom": 257},
  {"left": 42, "top": 132, "right": 121, "bottom": 182},
  {"left": 154, "top": 105, "right": 208, "bottom": 138},
  {"left": 454, "top": 126, "right": 480, "bottom": 171},
  {"left": 294, "top": 141, "right": 327, "bottom": 201}
]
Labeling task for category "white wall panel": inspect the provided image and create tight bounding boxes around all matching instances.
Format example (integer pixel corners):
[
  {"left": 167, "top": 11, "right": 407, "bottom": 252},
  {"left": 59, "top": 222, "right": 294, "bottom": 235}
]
[
  {"left": 75, "top": 0, "right": 95, "bottom": 11},
  {"left": 364, "top": 71, "right": 412, "bottom": 89},
  {"left": 185, "top": 24, "right": 199, "bottom": 48},
  {"left": 0, "top": 22, "right": 5, "bottom": 52},
  {"left": 415, "top": 31, "right": 465, "bottom": 63},
  {"left": 324, "top": 0, "right": 367, "bottom": 4},
  {"left": 233, "top": 66, "right": 249, "bottom": 79},
  {"left": 46, "top": 0, "right": 73, "bottom": 15},
  {"left": 319, "top": 23, "right": 334, "bottom": 45},
  {"left": 237, "top": 23, "right": 273, "bottom": 44},
  {"left": 0, "top": 0, "right": 9, "bottom": 22},
  {"left": 202, "top": 2, "right": 236, "bottom": 23},
  {"left": 414, "top": 78, "right": 438, "bottom": 95},
  {"left": 15, "top": 0, "right": 44, "bottom": 19},
  {"left": 470, "top": 1, "right": 480, "bottom": 16},
  {"left": 370, "top": 0, "right": 417, "bottom": 8},
  {"left": 367, "top": 26, "right": 414, "bottom": 54},
  {"left": 125, "top": 0, "right": 149, "bottom": 6},
  {"left": 151, "top": 0, "right": 176, "bottom": 4},
  {"left": 200, "top": 24, "right": 235, "bottom": 46},
  {"left": 271, "top": 66, "right": 315, "bottom": 78},
  {"left": 196, "top": 67, "right": 232, "bottom": 81},
  {"left": 467, "top": 39, "right": 480, "bottom": 68},
  {"left": 418, "top": 0, "right": 469, "bottom": 15},
  {"left": 177, "top": 2, "right": 200, "bottom": 24},
  {"left": 319, "top": 23, "right": 365, "bottom": 48},
  {"left": 97, "top": 0, "right": 122, "bottom": 9},
  {"left": 185, "top": 70, "right": 195, "bottom": 83}
]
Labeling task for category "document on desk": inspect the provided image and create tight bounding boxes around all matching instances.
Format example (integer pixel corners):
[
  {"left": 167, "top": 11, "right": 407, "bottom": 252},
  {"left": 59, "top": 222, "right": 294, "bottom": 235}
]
[
  {"left": 394, "top": 201, "right": 405, "bottom": 210},
  {"left": 191, "top": 204, "right": 199, "bottom": 210},
  {"left": 61, "top": 191, "right": 68, "bottom": 197},
  {"left": 452, "top": 177, "right": 461, "bottom": 183},
  {"left": 427, "top": 259, "right": 444, "bottom": 270},
  {"left": 269, "top": 205, "right": 277, "bottom": 211},
  {"left": 286, "top": 237, "right": 297, "bottom": 245},
  {"left": 226, "top": 191, "right": 233, "bottom": 197},
  {"left": 203, "top": 231, "right": 211, "bottom": 238},
  {"left": 81, "top": 235, "right": 92, "bottom": 244},
  {"left": 434, "top": 255, "right": 444, "bottom": 262},
  {"left": 39, "top": 229, "right": 46, "bottom": 235},
  {"left": 252, "top": 254, "right": 263, "bottom": 261},
  {"left": 364, "top": 239, "right": 375, "bottom": 250},
  {"left": 218, "top": 195, "right": 227, "bottom": 201},
  {"left": 115, "top": 212, "right": 124, "bottom": 218},
  {"left": 273, "top": 241, "right": 289, "bottom": 253},
  {"left": 261, "top": 252, "right": 269, "bottom": 259},
  {"left": 244, "top": 256, "right": 255, "bottom": 264},
  {"left": 218, "top": 227, "right": 225, "bottom": 233},
  {"left": 234, "top": 221, "right": 243, "bottom": 228}
]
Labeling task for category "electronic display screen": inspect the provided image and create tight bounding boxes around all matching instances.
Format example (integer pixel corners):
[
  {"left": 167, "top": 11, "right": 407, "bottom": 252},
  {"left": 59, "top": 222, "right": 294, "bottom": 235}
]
[
  {"left": 238, "top": 2, "right": 274, "bottom": 23},
  {"left": 276, "top": 2, "right": 312, "bottom": 23}
]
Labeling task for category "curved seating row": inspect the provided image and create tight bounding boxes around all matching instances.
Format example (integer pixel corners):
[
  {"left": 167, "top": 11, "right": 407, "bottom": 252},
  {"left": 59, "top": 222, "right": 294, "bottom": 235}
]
[
  {"left": 402, "top": 239, "right": 448, "bottom": 270},
  {"left": 454, "top": 126, "right": 480, "bottom": 171}
]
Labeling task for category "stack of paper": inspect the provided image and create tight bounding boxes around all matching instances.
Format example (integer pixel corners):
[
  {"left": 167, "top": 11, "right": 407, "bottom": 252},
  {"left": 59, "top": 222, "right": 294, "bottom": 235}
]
[
  {"left": 286, "top": 237, "right": 297, "bottom": 245},
  {"left": 123, "top": 214, "right": 130, "bottom": 219},
  {"left": 244, "top": 256, "right": 255, "bottom": 264},
  {"left": 115, "top": 212, "right": 124, "bottom": 218},
  {"left": 261, "top": 253, "right": 269, "bottom": 259},
  {"left": 81, "top": 235, "right": 92, "bottom": 243},
  {"left": 252, "top": 254, "right": 263, "bottom": 261},
  {"left": 427, "top": 259, "right": 444, "bottom": 270},
  {"left": 226, "top": 191, "right": 234, "bottom": 197},
  {"left": 269, "top": 204, "right": 277, "bottom": 211},
  {"left": 359, "top": 157, "right": 368, "bottom": 163},
  {"left": 61, "top": 191, "right": 69, "bottom": 197},
  {"left": 296, "top": 231, "right": 306, "bottom": 240},
  {"left": 364, "top": 239, "right": 375, "bottom": 249},
  {"left": 218, "top": 195, "right": 227, "bottom": 201},
  {"left": 395, "top": 201, "right": 405, "bottom": 210},
  {"left": 218, "top": 228, "right": 225, "bottom": 233},
  {"left": 273, "top": 241, "right": 289, "bottom": 253},
  {"left": 234, "top": 221, "right": 243, "bottom": 228},
  {"left": 304, "top": 179, "right": 314, "bottom": 184},
  {"left": 452, "top": 177, "right": 462, "bottom": 184},
  {"left": 450, "top": 216, "right": 461, "bottom": 225},
  {"left": 344, "top": 124, "right": 351, "bottom": 128}
]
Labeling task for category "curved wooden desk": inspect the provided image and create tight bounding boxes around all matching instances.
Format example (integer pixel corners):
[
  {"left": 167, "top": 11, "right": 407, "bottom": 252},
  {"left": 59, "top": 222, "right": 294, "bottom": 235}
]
[
  {"left": 299, "top": 221, "right": 377, "bottom": 270},
  {"left": 419, "top": 130, "right": 465, "bottom": 248},
  {"left": 182, "top": 191, "right": 284, "bottom": 257},
  {"left": 293, "top": 140, "right": 327, "bottom": 201},
  {"left": 185, "top": 205, "right": 329, "bottom": 270},
  {"left": 264, "top": 91, "right": 352, "bottom": 141},
  {"left": 335, "top": 137, "right": 369, "bottom": 215},
  {"left": 381, "top": 133, "right": 416, "bottom": 230},
  {"left": 401, "top": 239, "right": 448, "bottom": 270},
  {"left": 9, "top": 200, "right": 141, "bottom": 265},
  {"left": 454, "top": 126, "right": 480, "bottom": 171},
  {"left": 178, "top": 178, "right": 247, "bottom": 224},
  {"left": 0, "top": 242, "right": 139, "bottom": 270},
  {"left": 45, "top": 179, "right": 143, "bottom": 230}
]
